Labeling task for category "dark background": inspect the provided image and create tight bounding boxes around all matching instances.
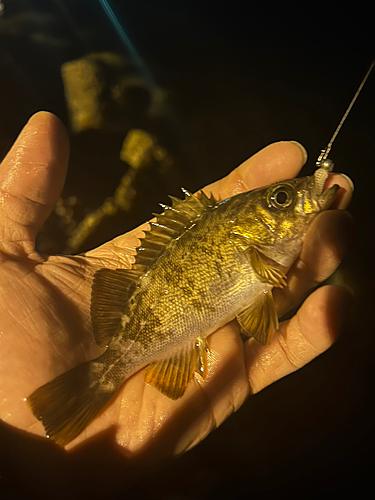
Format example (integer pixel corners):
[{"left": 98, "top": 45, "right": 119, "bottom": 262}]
[{"left": 0, "top": 1, "right": 374, "bottom": 498}]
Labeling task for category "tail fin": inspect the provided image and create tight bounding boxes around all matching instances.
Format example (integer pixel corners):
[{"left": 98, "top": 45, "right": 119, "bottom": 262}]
[{"left": 27, "top": 361, "right": 116, "bottom": 447}]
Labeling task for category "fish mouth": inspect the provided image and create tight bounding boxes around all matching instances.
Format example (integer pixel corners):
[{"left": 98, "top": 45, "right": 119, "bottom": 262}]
[{"left": 317, "top": 184, "right": 339, "bottom": 210}]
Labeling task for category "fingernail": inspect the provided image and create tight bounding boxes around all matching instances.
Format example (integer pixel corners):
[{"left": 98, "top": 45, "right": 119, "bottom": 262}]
[
  {"left": 289, "top": 141, "right": 308, "bottom": 164},
  {"left": 339, "top": 173, "right": 355, "bottom": 192}
]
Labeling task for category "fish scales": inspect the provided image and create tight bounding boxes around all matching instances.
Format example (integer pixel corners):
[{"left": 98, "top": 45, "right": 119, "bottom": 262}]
[
  {"left": 95, "top": 196, "right": 264, "bottom": 388},
  {"left": 116, "top": 198, "right": 263, "bottom": 359},
  {"left": 27, "top": 175, "right": 339, "bottom": 446}
]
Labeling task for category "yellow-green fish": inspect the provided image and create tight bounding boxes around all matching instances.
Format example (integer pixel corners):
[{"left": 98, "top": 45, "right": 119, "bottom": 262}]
[{"left": 27, "top": 175, "right": 338, "bottom": 446}]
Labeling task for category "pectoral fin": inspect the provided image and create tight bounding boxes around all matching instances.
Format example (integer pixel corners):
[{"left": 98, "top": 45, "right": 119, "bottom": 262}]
[
  {"left": 247, "top": 246, "right": 287, "bottom": 288},
  {"left": 144, "top": 337, "right": 209, "bottom": 399},
  {"left": 236, "top": 290, "right": 278, "bottom": 345}
]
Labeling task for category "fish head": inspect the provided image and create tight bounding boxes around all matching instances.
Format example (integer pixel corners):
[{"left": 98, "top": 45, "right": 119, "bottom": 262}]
[{"left": 232, "top": 175, "right": 339, "bottom": 265}]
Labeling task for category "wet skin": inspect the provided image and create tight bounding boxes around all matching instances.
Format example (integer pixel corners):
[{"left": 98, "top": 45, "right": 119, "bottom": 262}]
[{"left": 0, "top": 112, "right": 353, "bottom": 460}]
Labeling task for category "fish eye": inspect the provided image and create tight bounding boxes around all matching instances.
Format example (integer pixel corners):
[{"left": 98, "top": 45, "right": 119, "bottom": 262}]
[
  {"left": 275, "top": 191, "right": 288, "bottom": 205},
  {"left": 267, "top": 185, "right": 294, "bottom": 209}
]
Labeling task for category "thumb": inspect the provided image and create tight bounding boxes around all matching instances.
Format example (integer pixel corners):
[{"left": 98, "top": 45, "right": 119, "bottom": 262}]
[{"left": 0, "top": 112, "right": 69, "bottom": 253}]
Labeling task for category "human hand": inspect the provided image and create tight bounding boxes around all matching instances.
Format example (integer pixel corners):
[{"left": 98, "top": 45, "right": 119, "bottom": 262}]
[{"left": 0, "top": 112, "right": 353, "bottom": 463}]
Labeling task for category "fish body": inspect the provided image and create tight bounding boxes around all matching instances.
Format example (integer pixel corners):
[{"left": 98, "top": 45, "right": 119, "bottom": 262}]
[{"left": 28, "top": 174, "right": 338, "bottom": 446}]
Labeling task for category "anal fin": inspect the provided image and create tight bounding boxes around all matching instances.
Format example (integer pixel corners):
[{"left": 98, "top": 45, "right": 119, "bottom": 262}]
[
  {"left": 144, "top": 337, "right": 209, "bottom": 399},
  {"left": 236, "top": 290, "right": 278, "bottom": 345}
]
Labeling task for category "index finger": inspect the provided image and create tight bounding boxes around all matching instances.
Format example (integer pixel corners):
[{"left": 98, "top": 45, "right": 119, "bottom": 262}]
[{"left": 203, "top": 141, "right": 308, "bottom": 201}]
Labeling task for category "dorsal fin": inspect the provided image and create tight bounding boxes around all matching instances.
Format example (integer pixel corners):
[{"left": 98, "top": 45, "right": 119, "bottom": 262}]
[
  {"left": 134, "top": 189, "right": 216, "bottom": 268},
  {"left": 91, "top": 268, "right": 141, "bottom": 347}
]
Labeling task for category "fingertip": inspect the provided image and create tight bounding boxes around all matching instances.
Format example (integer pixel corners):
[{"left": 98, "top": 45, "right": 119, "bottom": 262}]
[
  {"left": 24, "top": 110, "right": 66, "bottom": 138},
  {"left": 326, "top": 284, "right": 355, "bottom": 343},
  {"left": 27, "top": 110, "right": 60, "bottom": 125},
  {"left": 325, "top": 173, "right": 354, "bottom": 209},
  {"left": 298, "top": 285, "right": 354, "bottom": 349},
  {"left": 2, "top": 111, "right": 69, "bottom": 172},
  {"left": 237, "top": 141, "right": 307, "bottom": 190},
  {"left": 26, "top": 111, "right": 70, "bottom": 165},
  {"left": 339, "top": 173, "right": 354, "bottom": 192},
  {"left": 206, "top": 140, "right": 309, "bottom": 201},
  {"left": 2, "top": 110, "right": 69, "bottom": 203},
  {"left": 301, "top": 209, "right": 354, "bottom": 280},
  {"left": 0, "top": 111, "right": 70, "bottom": 243},
  {"left": 289, "top": 140, "right": 308, "bottom": 165}
]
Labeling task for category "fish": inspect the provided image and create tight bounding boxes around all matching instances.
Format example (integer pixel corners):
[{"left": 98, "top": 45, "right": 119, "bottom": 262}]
[{"left": 27, "top": 174, "right": 339, "bottom": 446}]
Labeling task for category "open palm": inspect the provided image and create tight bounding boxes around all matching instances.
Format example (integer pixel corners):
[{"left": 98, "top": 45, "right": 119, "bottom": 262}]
[{"left": 0, "top": 112, "right": 353, "bottom": 462}]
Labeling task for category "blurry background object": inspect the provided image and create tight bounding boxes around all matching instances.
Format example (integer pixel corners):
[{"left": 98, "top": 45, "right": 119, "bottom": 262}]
[
  {"left": 36, "top": 127, "right": 175, "bottom": 255},
  {"left": 61, "top": 52, "right": 166, "bottom": 133},
  {"left": 62, "top": 128, "right": 173, "bottom": 254},
  {"left": 61, "top": 54, "right": 108, "bottom": 133}
]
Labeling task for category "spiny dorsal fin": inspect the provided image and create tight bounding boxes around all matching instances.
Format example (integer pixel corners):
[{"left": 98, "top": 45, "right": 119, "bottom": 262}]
[
  {"left": 134, "top": 189, "right": 216, "bottom": 268},
  {"left": 91, "top": 268, "right": 141, "bottom": 347}
]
